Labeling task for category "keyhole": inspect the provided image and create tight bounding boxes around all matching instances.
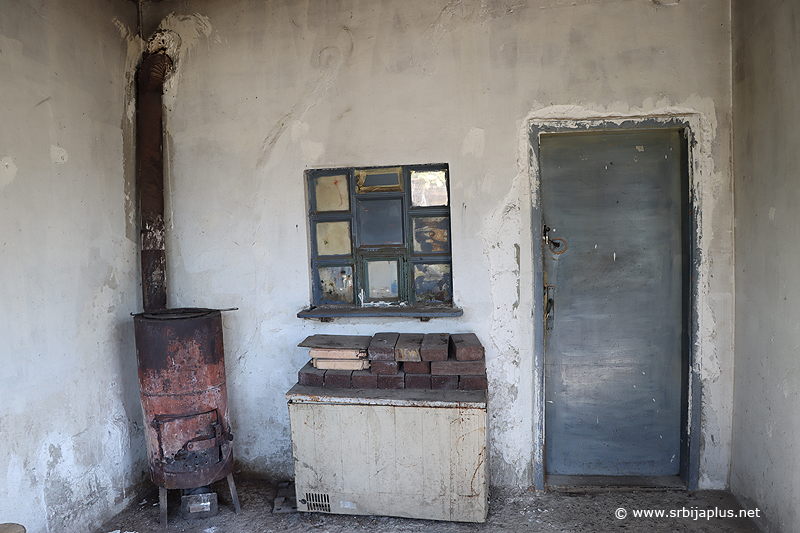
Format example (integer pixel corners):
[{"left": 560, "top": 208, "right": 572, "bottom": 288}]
[{"left": 549, "top": 238, "right": 567, "bottom": 254}]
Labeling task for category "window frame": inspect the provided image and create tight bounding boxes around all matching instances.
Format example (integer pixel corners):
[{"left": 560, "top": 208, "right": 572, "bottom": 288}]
[{"left": 300, "top": 163, "right": 462, "bottom": 320}]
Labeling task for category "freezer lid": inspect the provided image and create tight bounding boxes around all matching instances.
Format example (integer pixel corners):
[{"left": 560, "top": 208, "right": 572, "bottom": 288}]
[{"left": 286, "top": 384, "right": 486, "bottom": 408}]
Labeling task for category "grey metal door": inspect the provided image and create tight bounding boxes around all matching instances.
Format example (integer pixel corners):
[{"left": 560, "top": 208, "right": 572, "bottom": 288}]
[{"left": 541, "top": 129, "right": 686, "bottom": 476}]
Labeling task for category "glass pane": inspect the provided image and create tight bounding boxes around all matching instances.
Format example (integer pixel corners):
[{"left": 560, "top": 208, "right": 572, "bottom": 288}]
[
  {"left": 412, "top": 216, "right": 450, "bottom": 253},
  {"left": 358, "top": 199, "right": 403, "bottom": 245},
  {"left": 410, "top": 170, "right": 448, "bottom": 206},
  {"left": 413, "top": 263, "right": 452, "bottom": 303},
  {"left": 318, "top": 266, "right": 353, "bottom": 303},
  {"left": 367, "top": 260, "right": 399, "bottom": 300},
  {"left": 316, "top": 221, "right": 351, "bottom": 256},
  {"left": 355, "top": 167, "right": 403, "bottom": 193},
  {"left": 314, "top": 174, "right": 349, "bottom": 212}
]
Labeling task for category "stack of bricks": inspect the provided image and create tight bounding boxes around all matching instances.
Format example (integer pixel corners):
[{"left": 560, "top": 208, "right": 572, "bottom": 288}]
[
  {"left": 297, "top": 332, "right": 487, "bottom": 391},
  {"left": 296, "top": 335, "right": 371, "bottom": 389}
]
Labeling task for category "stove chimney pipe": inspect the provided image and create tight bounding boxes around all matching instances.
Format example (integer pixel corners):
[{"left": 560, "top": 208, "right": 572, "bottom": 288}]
[{"left": 137, "top": 48, "right": 172, "bottom": 311}]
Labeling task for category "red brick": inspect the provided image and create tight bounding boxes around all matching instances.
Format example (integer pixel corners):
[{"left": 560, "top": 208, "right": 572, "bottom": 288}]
[
  {"left": 449, "top": 333, "right": 485, "bottom": 361},
  {"left": 431, "top": 375, "right": 458, "bottom": 390},
  {"left": 421, "top": 333, "right": 450, "bottom": 361},
  {"left": 394, "top": 333, "right": 424, "bottom": 361},
  {"left": 430, "top": 359, "right": 486, "bottom": 376},
  {"left": 402, "top": 361, "right": 431, "bottom": 374},
  {"left": 324, "top": 370, "right": 352, "bottom": 388},
  {"left": 368, "top": 332, "right": 399, "bottom": 361},
  {"left": 371, "top": 361, "right": 400, "bottom": 375},
  {"left": 405, "top": 373, "right": 432, "bottom": 389},
  {"left": 351, "top": 370, "right": 378, "bottom": 389},
  {"left": 378, "top": 372, "right": 405, "bottom": 389},
  {"left": 459, "top": 375, "right": 488, "bottom": 390},
  {"left": 298, "top": 361, "right": 325, "bottom": 387}
]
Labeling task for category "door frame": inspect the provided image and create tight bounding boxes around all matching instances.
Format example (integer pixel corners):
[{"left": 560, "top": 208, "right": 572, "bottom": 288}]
[{"left": 529, "top": 115, "right": 702, "bottom": 490}]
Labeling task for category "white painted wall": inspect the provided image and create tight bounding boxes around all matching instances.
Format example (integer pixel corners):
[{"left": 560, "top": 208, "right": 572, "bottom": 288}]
[
  {"left": 0, "top": 1, "right": 146, "bottom": 532},
  {"left": 142, "top": 0, "right": 735, "bottom": 489},
  {"left": 731, "top": 1, "right": 800, "bottom": 531}
]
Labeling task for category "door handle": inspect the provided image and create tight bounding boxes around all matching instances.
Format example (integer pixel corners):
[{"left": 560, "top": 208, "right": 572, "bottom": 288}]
[{"left": 544, "top": 286, "right": 555, "bottom": 331}]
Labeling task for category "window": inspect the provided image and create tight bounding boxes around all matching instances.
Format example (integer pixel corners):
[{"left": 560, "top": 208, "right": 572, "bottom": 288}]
[{"left": 300, "top": 164, "right": 460, "bottom": 319}]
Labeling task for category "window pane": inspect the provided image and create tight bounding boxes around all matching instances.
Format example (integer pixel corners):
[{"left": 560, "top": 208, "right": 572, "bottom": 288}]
[
  {"left": 367, "top": 260, "right": 399, "bottom": 300},
  {"left": 413, "top": 263, "right": 452, "bottom": 303},
  {"left": 358, "top": 199, "right": 403, "bottom": 245},
  {"left": 412, "top": 216, "right": 450, "bottom": 253},
  {"left": 410, "top": 170, "right": 448, "bottom": 207},
  {"left": 314, "top": 174, "right": 349, "bottom": 212},
  {"left": 318, "top": 266, "right": 353, "bottom": 303},
  {"left": 316, "top": 221, "right": 351, "bottom": 256},
  {"left": 355, "top": 167, "right": 403, "bottom": 193}
]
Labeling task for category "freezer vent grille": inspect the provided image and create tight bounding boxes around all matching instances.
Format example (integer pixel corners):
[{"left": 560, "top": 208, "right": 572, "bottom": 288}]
[{"left": 305, "top": 492, "right": 331, "bottom": 512}]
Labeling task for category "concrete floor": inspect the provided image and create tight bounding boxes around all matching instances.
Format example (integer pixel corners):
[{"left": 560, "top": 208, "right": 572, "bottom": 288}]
[{"left": 95, "top": 477, "right": 762, "bottom": 533}]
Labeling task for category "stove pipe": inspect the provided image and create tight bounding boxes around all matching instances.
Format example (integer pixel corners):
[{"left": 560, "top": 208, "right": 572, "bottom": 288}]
[{"left": 137, "top": 50, "right": 172, "bottom": 311}]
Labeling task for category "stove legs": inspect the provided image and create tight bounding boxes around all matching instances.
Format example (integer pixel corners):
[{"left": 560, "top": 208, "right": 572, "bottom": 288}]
[
  {"left": 227, "top": 473, "right": 241, "bottom": 514},
  {"left": 159, "top": 486, "right": 168, "bottom": 525},
  {"left": 156, "top": 475, "right": 239, "bottom": 525}
]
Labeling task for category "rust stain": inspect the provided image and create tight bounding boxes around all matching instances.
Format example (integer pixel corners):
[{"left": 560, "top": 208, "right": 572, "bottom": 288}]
[{"left": 470, "top": 446, "right": 486, "bottom": 497}]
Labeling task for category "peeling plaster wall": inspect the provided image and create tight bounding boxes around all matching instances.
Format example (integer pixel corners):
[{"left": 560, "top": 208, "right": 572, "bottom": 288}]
[
  {"left": 731, "top": 1, "right": 800, "bottom": 531},
  {"left": 0, "top": 1, "right": 146, "bottom": 532},
  {"left": 142, "top": 0, "right": 733, "bottom": 489}
]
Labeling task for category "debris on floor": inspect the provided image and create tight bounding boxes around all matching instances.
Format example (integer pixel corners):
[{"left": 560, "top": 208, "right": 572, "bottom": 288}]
[
  {"left": 272, "top": 481, "right": 297, "bottom": 514},
  {"left": 94, "top": 477, "right": 761, "bottom": 533}
]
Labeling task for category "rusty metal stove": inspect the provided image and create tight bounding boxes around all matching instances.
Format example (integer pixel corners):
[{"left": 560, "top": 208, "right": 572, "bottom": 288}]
[{"left": 134, "top": 308, "right": 241, "bottom": 523}]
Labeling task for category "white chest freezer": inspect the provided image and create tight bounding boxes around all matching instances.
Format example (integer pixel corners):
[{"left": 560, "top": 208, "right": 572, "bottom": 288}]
[{"left": 287, "top": 384, "right": 488, "bottom": 523}]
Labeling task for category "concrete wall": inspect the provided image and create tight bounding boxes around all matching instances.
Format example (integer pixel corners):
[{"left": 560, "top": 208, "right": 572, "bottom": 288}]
[
  {"left": 731, "top": 1, "right": 800, "bottom": 531},
  {"left": 140, "top": 0, "right": 735, "bottom": 489},
  {"left": 0, "top": 1, "right": 147, "bottom": 531}
]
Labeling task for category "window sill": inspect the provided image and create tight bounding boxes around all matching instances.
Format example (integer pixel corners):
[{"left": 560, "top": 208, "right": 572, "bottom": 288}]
[{"left": 297, "top": 304, "right": 463, "bottom": 321}]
